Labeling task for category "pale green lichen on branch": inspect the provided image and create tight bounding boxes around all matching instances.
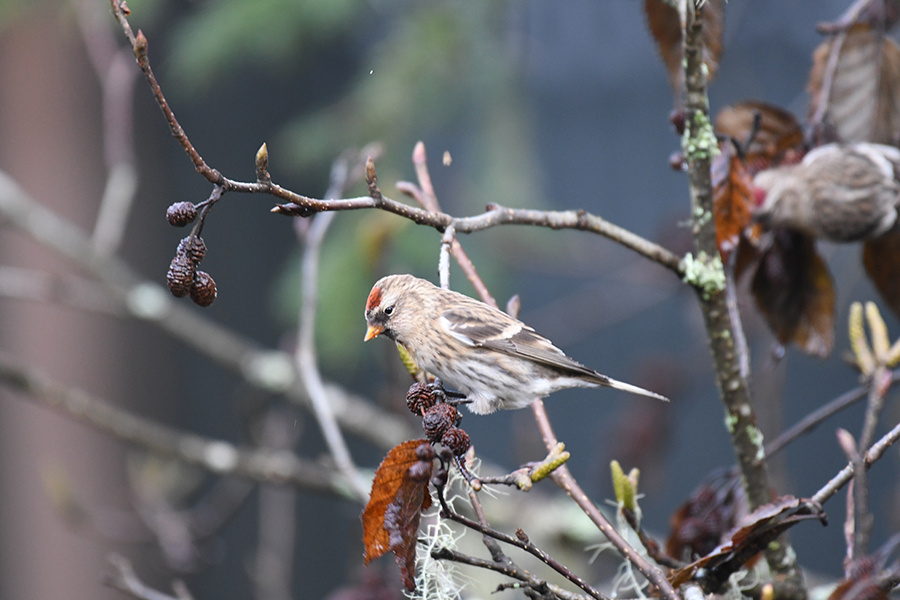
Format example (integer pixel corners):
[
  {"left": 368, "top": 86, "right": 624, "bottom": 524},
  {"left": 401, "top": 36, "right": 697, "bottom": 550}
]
[
  {"left": 746, "top": 424, "right": 765, "bottom": 461},
  {"left": 681, "top": 110, "right": 719, "bottom": 162},
  {"left": 681, "top": 251, "right": 726, "bottom": 299},
  {"left": 692, "top": 205, "right": 712, "bottom": 232},
  {"left": 724, "top": 412, "right": 739, "bottom": 434}
]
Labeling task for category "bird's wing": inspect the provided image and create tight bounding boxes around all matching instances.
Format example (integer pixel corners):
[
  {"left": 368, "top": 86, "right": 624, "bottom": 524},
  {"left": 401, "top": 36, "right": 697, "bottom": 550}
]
[{"left": 439, "top": 307, "right": 601, "bottom": 380}]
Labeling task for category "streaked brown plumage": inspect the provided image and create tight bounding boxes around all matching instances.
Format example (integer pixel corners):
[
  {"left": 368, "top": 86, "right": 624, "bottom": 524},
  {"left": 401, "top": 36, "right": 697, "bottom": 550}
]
[
  {"left": 364, "top": 274, "right": 668, "bottom": 415},
  {"left": 753, "top": 143, "right": 900, "bottom": 242}
]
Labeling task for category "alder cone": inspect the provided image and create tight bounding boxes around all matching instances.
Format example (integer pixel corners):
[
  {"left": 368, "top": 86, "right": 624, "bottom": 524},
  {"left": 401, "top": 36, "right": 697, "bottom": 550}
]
[
  {"left": 166, "top": 202, "right": 197, "bottom": 227},
  {"left": 422, "top": 403, "right": 458, "bottom": 443},
  {"left": 187, "top": 236, "right": 207, "bottom": 263},
  {"left": 406, "top": 382, "right": 438, "bottom": 415},
  {"left": 441, "top": 427, "right": 470, "bottom": 456},
  {"left": 166, "top": 255, "right": 194, "bottom": 298},
  {"left": 190, "top": 271, "right": 217, "bottom": 307}
]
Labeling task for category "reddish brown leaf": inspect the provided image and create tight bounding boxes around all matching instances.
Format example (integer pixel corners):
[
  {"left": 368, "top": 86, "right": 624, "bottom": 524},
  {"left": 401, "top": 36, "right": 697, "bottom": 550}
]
[
  {"left": 668, "top": 496, "right": 826, "bottom": 592},
  {"left": 863, "top": 229, "right": 900, "bottom": 320},
  {"left": 643, "top": 0, "right": 723, "bottom": 103},
  {"left": 751, "top": 229, "right": 835, "bottom": 357},
  {"left": 362, "top": 440, "right": 434, "bottom": 591},
  {"left": 714, "top": 101, "right": 806, "bottom": 173},
  {"left": 808, "top": 24, "right": 900, "bottom": 144},
  {"left": 712, "top": 143, "right": 757, "bottom": 262}
]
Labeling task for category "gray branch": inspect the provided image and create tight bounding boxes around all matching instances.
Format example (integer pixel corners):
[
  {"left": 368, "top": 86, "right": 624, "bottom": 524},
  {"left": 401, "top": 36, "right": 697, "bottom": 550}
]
[
  {"left": 0, "top": 170, "right": 415, "bottom": 453},
  {"left": 0, "top": 353, "right": 354, "bottom": 497}
]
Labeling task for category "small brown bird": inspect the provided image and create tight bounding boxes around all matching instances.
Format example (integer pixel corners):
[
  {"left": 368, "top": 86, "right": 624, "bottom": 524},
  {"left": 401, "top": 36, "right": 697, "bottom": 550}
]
[
  {"left": 364, "top": 274, "right": 668, "bottom": 415},
  {"left": 753, "top": 143, "right": 900, "bottom": 242}
]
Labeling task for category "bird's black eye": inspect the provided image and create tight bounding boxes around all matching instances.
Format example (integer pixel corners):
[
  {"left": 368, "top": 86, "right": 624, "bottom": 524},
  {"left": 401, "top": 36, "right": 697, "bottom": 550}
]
[{"left": 383, "top": 306, "right": 394, "bottom": 316}]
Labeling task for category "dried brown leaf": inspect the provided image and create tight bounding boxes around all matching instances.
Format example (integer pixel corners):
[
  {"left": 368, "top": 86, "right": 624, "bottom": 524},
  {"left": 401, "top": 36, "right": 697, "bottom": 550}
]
[
  {"left": 669, "top": 496, "right": 826, "bottom": 592},
  {"left": 863, "top": 228, "right": 900, "bottom": 319},
  {"left": 808, "top": 24, "right": 900, "bottom": 144},
  {"left": 712, "top": 143, "right": 757, "bottom": 262},
  {"left": 643, "top": 0, "right": 723, "bottom": 103},
  {"left": 362, "top": 440, "right": 433, "bottom": 591},
  {"left": 751, "top": 229, "right": 835, "bottom": 357},
  {"left": 714, "top": 101, "right": 806, "bottom": 173}
]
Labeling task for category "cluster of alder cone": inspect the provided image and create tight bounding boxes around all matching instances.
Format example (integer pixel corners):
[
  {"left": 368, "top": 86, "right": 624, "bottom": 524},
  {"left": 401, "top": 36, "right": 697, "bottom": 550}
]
[
  {"left": 362, "top": 382, "right": 475, "bottom": 591},
  {"left": 164, "top": 201, "right": 217, "bottom": 307}
]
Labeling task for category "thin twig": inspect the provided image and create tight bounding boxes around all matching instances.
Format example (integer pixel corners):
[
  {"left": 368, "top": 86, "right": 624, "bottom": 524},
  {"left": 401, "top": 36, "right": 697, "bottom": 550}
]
[
  {"left": 0, "top": 353, "right": 351, "bottom": 496},
  {"left": 763, "top": 376, "right": 895, "bottom": 458},
  {"left": 434, "top": 482, "right": 609, "bottom": 600},
  {"left": 531, "top": 401, "right": 680, "bottom": 600},
  {"left": 406, "top": 141, "right": 499, "bottom": 306},
  {"left": 850, "top": 366, "right": 892, "bottom": 560},
  {"left": 0, "top": 266, "right": 124, "bottom": 314},
  {"left": 107, "top": 1, "right": 681, "bottom": 278},
  {"left": 74, "top": 0, "right": 140, "bottom": 256},
  {"left": 295, "top": 151, "right": 372, "bottom": 500},
  {"left": 429, "top": 546, "right": 588, "bottom": 600},
  {"left": 465, "top": 482, "right": 509, "bottom": 564},
  {"left": 812, "top": 419, "right": 900, "bottom": 505},
  {"left": 439, "top": 226, "right": 456, "bottom": 289}
]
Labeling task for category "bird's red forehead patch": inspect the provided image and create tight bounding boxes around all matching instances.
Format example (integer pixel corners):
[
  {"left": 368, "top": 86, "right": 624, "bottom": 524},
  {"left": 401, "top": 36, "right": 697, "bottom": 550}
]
[{"left": 366, "top": 286, "right": 383, "bottom": 311}]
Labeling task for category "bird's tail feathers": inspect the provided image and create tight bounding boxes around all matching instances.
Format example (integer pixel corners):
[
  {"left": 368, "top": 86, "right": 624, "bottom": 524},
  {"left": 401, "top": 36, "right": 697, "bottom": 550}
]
[{"left": 601, "top": 375, "right": 669, "bottom": 402}]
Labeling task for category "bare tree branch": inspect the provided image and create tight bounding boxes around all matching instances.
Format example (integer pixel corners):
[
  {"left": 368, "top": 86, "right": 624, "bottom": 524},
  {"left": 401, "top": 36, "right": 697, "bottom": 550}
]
[
  {"left": 430, "top": 546, "right": 589, "bottom": 600},
  {"left": 74, "top": 0, "right": 140, "bottom": 256},
  {"left": 680, "top": 4, "right": 804, "bottom": 596},
  {"left": 295, "top": 149, "right": 375, "bottom": 500},
  {"left": 813, "top": 420, "right": 900, "bottom": 506},
  {"left": 0, "top": 170, "right": 414, "bottom": 451},
  {"left": 106, "top": 1, "right": 682, "bottom": 278},
  {"left": 764, "top": 376, "right": 897, "bottom": 458},
  {"left": 530, "top": 402, "right": 680, "bottom": 600},
  {"left": 433, "top": 479, "right": 609, "bottom": 600},
  {"left": 0, "top": 353, "right": 353, "bottom": 496}
]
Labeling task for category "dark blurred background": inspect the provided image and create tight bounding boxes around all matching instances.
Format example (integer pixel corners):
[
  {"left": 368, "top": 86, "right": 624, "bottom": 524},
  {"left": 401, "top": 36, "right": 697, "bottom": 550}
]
[{"left": 0, "top": 0, "right": 897, "bottom": 598}]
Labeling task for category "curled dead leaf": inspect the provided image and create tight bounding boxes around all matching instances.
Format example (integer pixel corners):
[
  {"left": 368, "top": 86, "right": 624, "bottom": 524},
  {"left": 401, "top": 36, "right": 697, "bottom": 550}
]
[
  {"left": 643, "top": 0, "right": 723, "bottom": 105},
  {"left": 362, "top": 439, "right": 434, "bottom": 591},
  {"left": 808, "top": 24, "right": 900, "bottom": 144},
  {"left": 712, "top": 142, "right": 758, "bottom": 262},
  {"left": 714, "top": 101, "right": 806, "bottom": 173},
  {"left": 669, "top": 496, "right": 827, "bottom": 592}
]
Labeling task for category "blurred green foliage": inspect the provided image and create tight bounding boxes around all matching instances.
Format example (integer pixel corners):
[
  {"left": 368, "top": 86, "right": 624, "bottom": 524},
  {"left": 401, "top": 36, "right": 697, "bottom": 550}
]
[
  {"left": 166, "top": 0, "right": 361, "bottom": 94},
  {"left": 5, "top": 0, "right": 553, "bottom": 373}
]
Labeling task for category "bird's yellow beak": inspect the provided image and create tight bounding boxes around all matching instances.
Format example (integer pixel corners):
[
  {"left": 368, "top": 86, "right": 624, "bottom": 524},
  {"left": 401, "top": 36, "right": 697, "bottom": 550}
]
[{"left": 364, "top": 324, "right": 384, "bottom": 342}]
